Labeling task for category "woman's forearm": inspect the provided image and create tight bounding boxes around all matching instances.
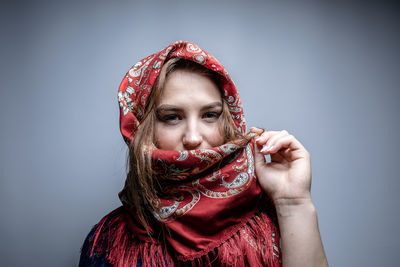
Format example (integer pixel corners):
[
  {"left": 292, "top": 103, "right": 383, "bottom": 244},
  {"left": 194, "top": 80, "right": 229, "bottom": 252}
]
[{"left": 274, "top": 198, "right": 328, "bottom": 267}]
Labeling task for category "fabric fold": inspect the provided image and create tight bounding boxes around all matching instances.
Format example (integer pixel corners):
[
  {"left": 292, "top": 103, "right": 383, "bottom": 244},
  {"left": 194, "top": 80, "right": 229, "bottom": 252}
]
[{"left": 84, "top": 40, "right": 283, "bottom": 266}]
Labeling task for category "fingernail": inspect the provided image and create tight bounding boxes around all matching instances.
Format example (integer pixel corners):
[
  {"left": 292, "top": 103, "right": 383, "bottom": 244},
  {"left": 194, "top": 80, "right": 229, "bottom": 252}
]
[
  {"left": 255, "top": 137, "right": 263, "bottom": 142},
  {"left": 262, "top": 145, "right": 274, "bottom": 152}
]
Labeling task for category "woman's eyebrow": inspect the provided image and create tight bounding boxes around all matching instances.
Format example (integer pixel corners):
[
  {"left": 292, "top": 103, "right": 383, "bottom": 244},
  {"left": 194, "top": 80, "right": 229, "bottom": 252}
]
[
  {"left": 156, "top": 102, "right": 222, "bottom": 112},
  {"left": 156, "top": 105, "right": 182, "bottom": 112},
  {"left": 201, "top": 102, "right": 222, "bottom": 111}
]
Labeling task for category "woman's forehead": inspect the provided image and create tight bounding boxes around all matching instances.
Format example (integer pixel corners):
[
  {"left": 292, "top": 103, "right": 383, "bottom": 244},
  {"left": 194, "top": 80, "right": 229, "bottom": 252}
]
[{"left": 158, "top": 70, "right": 222, "bottom": 104}]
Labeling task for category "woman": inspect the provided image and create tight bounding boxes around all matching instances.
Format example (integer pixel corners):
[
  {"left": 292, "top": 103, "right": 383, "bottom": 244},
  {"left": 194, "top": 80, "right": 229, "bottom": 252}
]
[{"left": 80, "top": 40, "right": 328, "bottom": 266}]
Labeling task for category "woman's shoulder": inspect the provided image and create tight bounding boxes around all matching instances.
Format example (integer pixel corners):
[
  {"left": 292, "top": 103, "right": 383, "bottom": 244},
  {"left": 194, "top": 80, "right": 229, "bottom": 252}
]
[{"left": 79, "top": 206, "right": 131, "bottom": 266}]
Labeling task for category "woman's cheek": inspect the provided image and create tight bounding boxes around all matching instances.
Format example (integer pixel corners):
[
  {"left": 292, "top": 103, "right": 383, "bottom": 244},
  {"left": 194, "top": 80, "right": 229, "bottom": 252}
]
[
  {"left": 154, "top": 126, "right": 180, "bottom": 150},
  {"left": 208, "top": 125, "right": 225, "bottom": 147}
]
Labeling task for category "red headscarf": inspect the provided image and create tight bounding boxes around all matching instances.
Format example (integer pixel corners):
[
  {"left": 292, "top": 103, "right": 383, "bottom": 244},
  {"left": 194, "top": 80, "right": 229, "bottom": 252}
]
[
  {"left": 90, "top": 41, "right": 281, "bottom": 266},
  {"left": 118, "top": 40, "right": 246, "bottom": 143}
]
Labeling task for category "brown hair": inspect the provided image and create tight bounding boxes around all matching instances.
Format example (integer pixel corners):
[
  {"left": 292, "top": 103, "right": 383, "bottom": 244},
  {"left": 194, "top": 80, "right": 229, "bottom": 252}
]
[{"left": 124, "top": 58, "right": 242, "bottom": 235}]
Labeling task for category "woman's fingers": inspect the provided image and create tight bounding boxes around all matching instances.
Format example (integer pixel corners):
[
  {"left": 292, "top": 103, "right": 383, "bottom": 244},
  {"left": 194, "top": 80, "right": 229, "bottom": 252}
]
[
  {"left": 262, "top": 131, "right": 290, "bottom": 152},
  {"left": 252, "top": 129, "right": 307, "bottom": 162},
  {"left": 254, "top": 130, "right": 288, "bottom": 148},
  {"left": 270, "top": 150, "right": 286, "bottom": 163},
  {"left": 250, "top": 127, "right": 264, "bottom": 135}
]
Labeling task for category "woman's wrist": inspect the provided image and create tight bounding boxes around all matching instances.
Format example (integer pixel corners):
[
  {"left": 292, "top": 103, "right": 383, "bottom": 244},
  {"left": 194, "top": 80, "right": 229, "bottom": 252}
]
[{"left": 273, "top": 195, "right": 315, "bottom": 218}]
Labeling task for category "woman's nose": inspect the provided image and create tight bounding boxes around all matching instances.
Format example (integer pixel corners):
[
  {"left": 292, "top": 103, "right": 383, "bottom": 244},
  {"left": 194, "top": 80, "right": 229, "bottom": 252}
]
[{"left": 183, "top": 121, "right": 202, "bottom": 150}]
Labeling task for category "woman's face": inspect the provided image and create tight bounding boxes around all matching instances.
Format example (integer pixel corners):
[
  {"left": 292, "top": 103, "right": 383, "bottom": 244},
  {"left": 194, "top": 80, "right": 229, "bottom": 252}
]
[{"left": 154, "top": 69, "right": 225, "bottom": 150}]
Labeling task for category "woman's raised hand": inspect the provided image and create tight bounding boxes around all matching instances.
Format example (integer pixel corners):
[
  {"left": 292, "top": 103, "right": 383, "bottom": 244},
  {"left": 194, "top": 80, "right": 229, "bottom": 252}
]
[
  {"left": 250, "top": 127, "right": 312, "bottom": 205},
  {"left": 251, "top": 127, "right": 329, "bottom": 266}
]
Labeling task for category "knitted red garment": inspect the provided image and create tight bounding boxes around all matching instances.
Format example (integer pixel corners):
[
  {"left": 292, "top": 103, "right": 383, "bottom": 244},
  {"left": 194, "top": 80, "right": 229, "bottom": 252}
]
[{"left": 90, "top": 41, "right": 282, "bottom": 266}]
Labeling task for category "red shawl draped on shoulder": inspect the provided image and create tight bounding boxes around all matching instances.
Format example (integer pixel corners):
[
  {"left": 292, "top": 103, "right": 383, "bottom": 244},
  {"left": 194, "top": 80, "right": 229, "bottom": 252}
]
[{"left": 85, "top": 41, "right": 281, "bottom": 266}]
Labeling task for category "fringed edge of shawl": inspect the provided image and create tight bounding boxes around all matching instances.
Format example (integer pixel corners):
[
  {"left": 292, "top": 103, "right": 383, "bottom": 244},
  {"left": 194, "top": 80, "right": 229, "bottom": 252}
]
[
  {"left": 175, "top": 211, "right": 281, "bottom": 267},
  {"left": 86, "top": 207, "right": 173, "bottom": 267},
  {"left": 86, "top": 207, "right": 281, "bottom": 267}
]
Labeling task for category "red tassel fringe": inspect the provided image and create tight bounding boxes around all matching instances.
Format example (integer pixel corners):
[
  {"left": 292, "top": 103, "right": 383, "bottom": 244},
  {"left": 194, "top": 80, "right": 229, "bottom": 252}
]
[{"left": 88, "top": 208, "right": 281, "bottom": 267}]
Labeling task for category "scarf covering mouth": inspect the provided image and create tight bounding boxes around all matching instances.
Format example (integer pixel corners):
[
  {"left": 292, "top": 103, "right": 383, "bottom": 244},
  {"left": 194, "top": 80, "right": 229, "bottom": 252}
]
[{"left": 89, "top": 41, "right": 281, "bottom": 266}]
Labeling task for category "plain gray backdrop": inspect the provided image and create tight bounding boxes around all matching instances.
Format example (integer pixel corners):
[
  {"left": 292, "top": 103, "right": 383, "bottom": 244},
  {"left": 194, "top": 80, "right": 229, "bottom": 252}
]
[{"left": 1, "top": 0, "right": 399, "bottom": 266}]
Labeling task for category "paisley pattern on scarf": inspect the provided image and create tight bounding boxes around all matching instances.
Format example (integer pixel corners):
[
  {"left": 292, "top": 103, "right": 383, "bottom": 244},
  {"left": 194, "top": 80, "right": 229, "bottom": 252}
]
[
  {"left": 151, "top": 141, "right": 255, "bottom": 222},
  {"left": 118, "top": 40, "right": 245, "bottom": 144},
  {"left": 92, "top": 40, "right": 283, "bottom": 266}
]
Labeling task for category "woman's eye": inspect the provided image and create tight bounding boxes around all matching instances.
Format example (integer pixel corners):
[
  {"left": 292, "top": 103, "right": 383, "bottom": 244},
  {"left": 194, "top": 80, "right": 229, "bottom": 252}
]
[
  {"left": 203, "top": 112, "right": 220, "bottom": 120},
  {"left": 161, "top": 114, "right": 181, "bottom": 122}
]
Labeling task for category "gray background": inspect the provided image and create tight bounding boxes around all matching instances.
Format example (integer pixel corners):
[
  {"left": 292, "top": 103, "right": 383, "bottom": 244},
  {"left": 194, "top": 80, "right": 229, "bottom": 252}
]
[{"left": 1, "top": 0, "right": 399, "bottom": 266}]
